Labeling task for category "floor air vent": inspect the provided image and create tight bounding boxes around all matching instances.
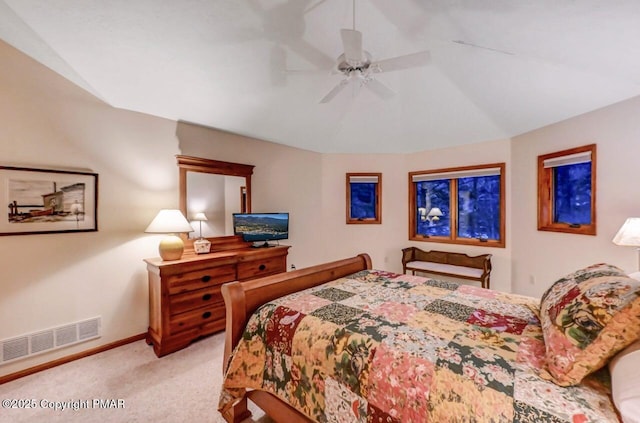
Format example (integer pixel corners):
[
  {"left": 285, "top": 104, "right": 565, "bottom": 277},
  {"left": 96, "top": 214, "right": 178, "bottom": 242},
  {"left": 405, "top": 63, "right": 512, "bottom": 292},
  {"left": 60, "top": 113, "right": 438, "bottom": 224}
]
[{"left": 1, "top": 317, "right": 101, "bottom": 365}]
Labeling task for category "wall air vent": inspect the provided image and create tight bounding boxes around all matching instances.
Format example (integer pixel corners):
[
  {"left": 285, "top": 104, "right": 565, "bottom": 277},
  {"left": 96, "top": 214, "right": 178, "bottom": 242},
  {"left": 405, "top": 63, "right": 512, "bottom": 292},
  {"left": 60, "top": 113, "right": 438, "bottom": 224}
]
[
  {"left": 55, "top": 324, "right": 78, "bottom": 347},
  {"left": 2, "top": 337, "right": 28, "bottom": 362},
  {"left": 30, "top": 331, "right": 54, "bottom": 354},
  {"left": 78, "top": 318, "right": 100, "bottom": 340},
  {"left": 0, "top": 317, "right": 101, "bottom": 365}
]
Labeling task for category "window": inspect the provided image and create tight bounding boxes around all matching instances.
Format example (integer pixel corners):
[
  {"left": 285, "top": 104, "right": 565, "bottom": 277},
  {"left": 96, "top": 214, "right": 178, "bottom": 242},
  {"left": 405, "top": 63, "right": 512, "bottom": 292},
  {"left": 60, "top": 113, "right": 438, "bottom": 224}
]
[
  {"left": 346, "top": 173, "right": 381, "bottom": 224},
  {"left": 538, "top": 144, "right": 596, "bottom": 235},
  {"left": 409, "top": 163, "right": 505, "bottom": 247}
]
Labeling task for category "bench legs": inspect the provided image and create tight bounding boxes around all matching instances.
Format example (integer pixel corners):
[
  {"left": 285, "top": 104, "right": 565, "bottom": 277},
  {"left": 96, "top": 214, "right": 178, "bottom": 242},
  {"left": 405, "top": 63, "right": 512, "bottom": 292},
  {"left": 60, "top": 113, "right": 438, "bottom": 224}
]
[{"left": 403, "top": 268, "right": 490, "bottom": 290}]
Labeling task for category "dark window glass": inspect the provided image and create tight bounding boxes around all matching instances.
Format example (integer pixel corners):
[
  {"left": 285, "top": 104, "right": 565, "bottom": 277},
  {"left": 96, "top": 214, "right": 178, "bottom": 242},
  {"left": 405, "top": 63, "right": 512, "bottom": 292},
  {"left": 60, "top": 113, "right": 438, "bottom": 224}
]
[
  {"left": 457, "top": 175, "right": 501, "bottom": 240},
  {"left": 416, "top": 180, "right": 450, "bottom": 237},
  {"left": 410, "top": 163, "right": 505, "bottom": 247},
  {"left": 350, "top": 182, "right": 376, "bottom": 219},
  {"left": 553, "top": 162, "right": 592, "bottom": 225}
]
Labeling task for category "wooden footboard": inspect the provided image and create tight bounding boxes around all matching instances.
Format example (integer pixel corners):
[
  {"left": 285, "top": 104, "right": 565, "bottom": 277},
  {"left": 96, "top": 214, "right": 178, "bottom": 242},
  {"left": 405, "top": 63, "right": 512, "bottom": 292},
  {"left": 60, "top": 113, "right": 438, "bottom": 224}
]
[{"left": 220, "top": 253, "right": 372, "bottom": 423}]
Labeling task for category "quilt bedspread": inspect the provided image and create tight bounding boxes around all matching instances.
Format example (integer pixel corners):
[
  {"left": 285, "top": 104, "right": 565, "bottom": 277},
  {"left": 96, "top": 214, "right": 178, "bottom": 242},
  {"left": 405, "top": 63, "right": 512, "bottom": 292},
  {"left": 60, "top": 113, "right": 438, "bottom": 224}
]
[{"left": 219, "top": 270, "right": 619, "bottom": 422}]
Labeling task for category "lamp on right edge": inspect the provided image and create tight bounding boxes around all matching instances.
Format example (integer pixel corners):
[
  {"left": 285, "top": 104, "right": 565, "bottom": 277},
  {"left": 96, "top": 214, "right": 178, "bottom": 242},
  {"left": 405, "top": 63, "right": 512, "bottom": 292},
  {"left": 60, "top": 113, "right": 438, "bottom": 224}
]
[{"left": 613, "top": 217, "right": 640, "bottom": 271}]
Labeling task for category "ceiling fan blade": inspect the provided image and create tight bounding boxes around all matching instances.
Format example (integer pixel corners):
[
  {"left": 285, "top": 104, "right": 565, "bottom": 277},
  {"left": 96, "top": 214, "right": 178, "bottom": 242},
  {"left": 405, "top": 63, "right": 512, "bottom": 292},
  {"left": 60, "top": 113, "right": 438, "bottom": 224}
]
[
  {"left": 364, "top": 78, "right": 395, "bottom": 100},
  {"left": 304, "top": 0, "right": 329, "bottom": 15},
  {"left": 371, "top": 50, "right": 430, "bottom": 73},
  {"left": 319, "top": 78, "right": 351, "bottom": 103},
  {"left": 340, "top": 29, "right": 363, "bottom": 63}
]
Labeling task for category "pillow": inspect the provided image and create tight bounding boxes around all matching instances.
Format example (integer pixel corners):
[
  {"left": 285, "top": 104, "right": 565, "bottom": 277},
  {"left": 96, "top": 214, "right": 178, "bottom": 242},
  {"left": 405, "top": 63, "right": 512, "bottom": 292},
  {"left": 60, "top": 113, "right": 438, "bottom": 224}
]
[
  {"left": 629, "top": 271, "right": 640, "bottom": 281},
  {"left": 539, "top": 263, "right": 640, "bottom": 386},
  {"left": 610, "top": 341, "right": 640, "bottom": 423}
]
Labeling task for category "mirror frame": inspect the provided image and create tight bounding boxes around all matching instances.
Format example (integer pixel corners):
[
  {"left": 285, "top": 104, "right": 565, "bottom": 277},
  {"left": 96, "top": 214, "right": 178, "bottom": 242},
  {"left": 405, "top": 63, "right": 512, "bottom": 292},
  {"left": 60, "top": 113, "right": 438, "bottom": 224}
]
[{"left": 177, "top": 155, "right": 254, "bottom": 247}]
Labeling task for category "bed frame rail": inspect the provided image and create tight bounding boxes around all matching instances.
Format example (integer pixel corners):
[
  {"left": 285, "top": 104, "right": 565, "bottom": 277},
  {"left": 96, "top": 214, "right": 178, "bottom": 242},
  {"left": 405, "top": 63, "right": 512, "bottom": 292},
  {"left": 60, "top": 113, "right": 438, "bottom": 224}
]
[{"left": 220, "top": 253, "right": 372, "bottom": 423}]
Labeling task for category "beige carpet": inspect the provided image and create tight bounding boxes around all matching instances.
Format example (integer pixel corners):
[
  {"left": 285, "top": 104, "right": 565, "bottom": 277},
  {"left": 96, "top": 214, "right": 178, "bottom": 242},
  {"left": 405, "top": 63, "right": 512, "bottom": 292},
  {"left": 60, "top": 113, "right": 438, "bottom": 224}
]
[{"left": 0, "top": 333, "right": 272, "bottom": 423}]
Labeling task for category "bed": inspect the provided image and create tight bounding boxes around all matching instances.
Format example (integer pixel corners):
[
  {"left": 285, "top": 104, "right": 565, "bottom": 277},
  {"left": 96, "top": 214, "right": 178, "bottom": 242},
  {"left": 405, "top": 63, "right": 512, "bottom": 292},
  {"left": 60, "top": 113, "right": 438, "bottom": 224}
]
[{"left": 218, "top": 254, "right": 640, "bottom": 422}]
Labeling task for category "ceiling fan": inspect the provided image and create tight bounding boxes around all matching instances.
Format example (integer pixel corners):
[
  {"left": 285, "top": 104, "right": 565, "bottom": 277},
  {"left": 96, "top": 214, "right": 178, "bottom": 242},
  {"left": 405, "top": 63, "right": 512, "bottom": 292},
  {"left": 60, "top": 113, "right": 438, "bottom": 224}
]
[{"left": 320, "top": 1, "right": 431, "bottom": 103}]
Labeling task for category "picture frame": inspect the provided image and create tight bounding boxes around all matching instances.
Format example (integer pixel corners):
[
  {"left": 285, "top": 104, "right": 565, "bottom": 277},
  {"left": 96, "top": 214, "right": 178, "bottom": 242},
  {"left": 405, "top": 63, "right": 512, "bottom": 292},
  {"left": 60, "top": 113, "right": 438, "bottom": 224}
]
[
  {"left": 1, "top": 165, "right": 98, "bottom": 236},
  {"left": 346, "top": 172, "right": 382, "bottom": 224}
]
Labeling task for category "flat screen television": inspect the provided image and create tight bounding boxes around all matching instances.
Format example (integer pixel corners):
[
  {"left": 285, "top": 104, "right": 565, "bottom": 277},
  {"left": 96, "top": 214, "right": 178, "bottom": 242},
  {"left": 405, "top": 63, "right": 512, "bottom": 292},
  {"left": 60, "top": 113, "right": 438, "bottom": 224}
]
[{"left": 232, "top": 212, "right": 289, "bottom": 247}]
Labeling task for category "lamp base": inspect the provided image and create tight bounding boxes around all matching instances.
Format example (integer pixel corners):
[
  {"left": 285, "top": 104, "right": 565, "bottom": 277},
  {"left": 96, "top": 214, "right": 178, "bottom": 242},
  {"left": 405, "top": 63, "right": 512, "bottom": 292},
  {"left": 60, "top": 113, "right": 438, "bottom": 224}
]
[
  {"left": 159, "top": 234, "right": 185, "bottom": 261},
  {"left": 194, "top": 238, "right": 211, "bottom": 254}
]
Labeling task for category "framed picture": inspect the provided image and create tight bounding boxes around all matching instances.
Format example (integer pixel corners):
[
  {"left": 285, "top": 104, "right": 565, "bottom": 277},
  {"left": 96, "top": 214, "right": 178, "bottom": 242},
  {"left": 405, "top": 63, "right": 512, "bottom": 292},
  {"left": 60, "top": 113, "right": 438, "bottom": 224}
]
[
  {"left": 1, "top": 166, "right": 98, "bottom": 236},
  {"left": 346, "top": 173, "right": 381, "bottom": 224}
]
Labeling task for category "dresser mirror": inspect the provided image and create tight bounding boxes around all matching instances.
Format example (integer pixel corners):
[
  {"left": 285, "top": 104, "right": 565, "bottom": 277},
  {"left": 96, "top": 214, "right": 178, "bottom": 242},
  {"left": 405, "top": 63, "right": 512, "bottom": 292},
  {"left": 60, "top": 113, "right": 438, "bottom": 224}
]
[{"left": 177, "top": 155, "right": 254, "bottom": 241}]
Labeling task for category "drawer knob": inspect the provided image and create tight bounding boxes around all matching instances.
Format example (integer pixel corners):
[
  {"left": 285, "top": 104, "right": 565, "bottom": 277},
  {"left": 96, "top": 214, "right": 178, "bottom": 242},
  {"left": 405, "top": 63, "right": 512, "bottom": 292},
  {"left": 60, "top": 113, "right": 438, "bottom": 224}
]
[
  {"left": 201, "top": 275, "right": 211, "bottom": 283},
  {"left": 202, "top": 293, "right": 212, "bottom": 301},
  {"left": 259, "top": 264, "right": 266, "bottom": 271},
  {"left": 202, "top": 311, "right": 212, "bottom": 319}
]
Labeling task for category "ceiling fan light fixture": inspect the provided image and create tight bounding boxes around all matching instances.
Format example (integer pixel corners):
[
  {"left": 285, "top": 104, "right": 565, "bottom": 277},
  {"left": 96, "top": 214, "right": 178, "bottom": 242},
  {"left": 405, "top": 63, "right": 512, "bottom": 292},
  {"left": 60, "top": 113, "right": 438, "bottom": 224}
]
[{"left": 318, "top": 1, "right": 431, "bottom": 104}]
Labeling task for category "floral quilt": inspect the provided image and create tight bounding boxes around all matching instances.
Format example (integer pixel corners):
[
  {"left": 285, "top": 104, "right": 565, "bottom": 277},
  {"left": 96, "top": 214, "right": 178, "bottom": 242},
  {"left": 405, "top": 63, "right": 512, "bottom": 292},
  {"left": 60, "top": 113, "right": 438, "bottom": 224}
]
[{"left": 219, "top": 270, "right": 619, "bottom": 422}]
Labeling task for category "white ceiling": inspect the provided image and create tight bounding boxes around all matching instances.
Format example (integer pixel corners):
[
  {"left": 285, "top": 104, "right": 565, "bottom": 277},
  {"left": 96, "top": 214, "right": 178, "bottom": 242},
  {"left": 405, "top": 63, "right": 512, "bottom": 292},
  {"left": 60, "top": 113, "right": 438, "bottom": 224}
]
[{"left": 2, "top": 0, "right": 640, "bottom": 153}]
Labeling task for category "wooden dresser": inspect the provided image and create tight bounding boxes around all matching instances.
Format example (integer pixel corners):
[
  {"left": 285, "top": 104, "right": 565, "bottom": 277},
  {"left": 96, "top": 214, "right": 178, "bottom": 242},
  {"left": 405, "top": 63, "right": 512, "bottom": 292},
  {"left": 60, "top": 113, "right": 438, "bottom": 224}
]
[{"left": 144, "top": 244, "right": 289, "bottom": 357}]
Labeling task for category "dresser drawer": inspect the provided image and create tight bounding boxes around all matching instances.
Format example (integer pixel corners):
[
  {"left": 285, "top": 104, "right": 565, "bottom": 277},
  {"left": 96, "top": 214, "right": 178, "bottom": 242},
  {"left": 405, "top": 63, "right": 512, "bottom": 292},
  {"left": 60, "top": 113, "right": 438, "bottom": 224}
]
[
  {"left": 237, "top": 256, "right": 286, "bottom": 280},
  {"left": 145, "top": 245, "right": 289, "bottom": 357},
  {"left": 167, "top": 264, "right": 236, "bottom": 294},
  {"left": 169, "top": 286, "right": 223, "bottom": 316},
  {"left": 169, "top": 304, "right": 225, "bottom": 334}
]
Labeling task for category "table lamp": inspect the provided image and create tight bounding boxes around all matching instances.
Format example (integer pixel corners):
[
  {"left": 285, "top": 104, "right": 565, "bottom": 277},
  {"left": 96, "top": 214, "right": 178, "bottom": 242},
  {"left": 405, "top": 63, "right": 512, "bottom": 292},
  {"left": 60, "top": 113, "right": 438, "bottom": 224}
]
[
  {"left": 613, "top": 217, "right": 640, "bottom": 271},
  {"left": 192, "top": 212, "right": 211, "bottom": 254},
  {"left": 419, "top": 207, "right": 444, "bottom": 224},
  {"left": 145, "top": 209, "right": 194, "bottom": 261},
  {"left": 427, "top": 207, "right": 444, "bottom": 223}
]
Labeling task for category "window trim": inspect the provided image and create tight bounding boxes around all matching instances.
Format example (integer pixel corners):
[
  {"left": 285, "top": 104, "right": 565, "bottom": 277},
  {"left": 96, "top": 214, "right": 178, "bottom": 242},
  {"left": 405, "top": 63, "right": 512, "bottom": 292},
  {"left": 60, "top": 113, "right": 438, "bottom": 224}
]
[
  {"left": 409, "top": 162, "right": 506, "bottom": 248},
  {"left": 537, "top": 144, "right": 596, "bottom": 235},
  {"left": 346, "top": 172, "right": 382, "bottom": 224}
]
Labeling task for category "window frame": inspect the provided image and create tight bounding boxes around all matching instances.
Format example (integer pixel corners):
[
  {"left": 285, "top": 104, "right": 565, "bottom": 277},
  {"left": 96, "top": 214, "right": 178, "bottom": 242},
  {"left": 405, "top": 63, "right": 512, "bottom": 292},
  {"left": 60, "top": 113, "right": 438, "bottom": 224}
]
[
  {"left": 346, "top": 172, "right": 382, "bottom": 224},
  {"left": 537, "top": 144, "right": 596, "bottom": 235},
  {"left": 409, "top": 162, "right": 506, "bottom": 248}
]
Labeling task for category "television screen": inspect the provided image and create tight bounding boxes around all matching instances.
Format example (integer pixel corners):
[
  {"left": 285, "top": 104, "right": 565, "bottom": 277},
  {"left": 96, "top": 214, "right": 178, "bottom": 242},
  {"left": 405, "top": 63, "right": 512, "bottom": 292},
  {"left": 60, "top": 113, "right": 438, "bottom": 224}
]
[{"left": 232, "top": 212, "right": 289, "bottom": 246}]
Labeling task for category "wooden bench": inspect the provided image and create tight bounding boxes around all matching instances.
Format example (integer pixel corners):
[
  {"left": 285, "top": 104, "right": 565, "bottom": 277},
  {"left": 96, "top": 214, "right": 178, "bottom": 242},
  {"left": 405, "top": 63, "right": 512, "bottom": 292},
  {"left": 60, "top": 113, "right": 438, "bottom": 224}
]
[{"left": 401, "top": 247, "right": 492, "bottom": 289}]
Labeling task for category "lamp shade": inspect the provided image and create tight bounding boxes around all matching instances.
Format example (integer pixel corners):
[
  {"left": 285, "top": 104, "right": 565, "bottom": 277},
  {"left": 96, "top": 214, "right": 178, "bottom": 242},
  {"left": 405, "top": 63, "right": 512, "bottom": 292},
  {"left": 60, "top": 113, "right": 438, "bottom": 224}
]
[
  {"left": 145, "top": 210, "right": 193, "bottom": 261},
  {"left": 613, "top": 218, "right": 640, "bottom": 247},
  {"left": 192, "top": 212, "right": 211, "bottom": 254},
  {"left": 192, "top": 212, "right": 208, "bottom": 221},
  {"left": 145, "top": 209, "right": 194, "bottom": 234},
  {"left": 427, "top": 207, "right": 444, "bottom": 218}
]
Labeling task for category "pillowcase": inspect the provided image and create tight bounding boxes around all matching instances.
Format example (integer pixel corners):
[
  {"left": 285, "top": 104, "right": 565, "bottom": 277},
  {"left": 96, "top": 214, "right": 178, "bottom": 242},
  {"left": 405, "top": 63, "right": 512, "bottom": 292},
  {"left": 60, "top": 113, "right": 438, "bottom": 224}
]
[
  {"left": 539, "top": 263, "right": 640, "bottom": 386},
  {"left": 609, "top": 341, "right": 640, "bottom": 423}
]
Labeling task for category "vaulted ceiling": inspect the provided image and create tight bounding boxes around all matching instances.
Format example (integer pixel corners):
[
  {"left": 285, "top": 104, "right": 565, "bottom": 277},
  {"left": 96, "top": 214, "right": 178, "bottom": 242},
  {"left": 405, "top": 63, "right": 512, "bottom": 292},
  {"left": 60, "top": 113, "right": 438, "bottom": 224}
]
[{"left": 2, "top": 0, "right": 640, "bottom": 153}]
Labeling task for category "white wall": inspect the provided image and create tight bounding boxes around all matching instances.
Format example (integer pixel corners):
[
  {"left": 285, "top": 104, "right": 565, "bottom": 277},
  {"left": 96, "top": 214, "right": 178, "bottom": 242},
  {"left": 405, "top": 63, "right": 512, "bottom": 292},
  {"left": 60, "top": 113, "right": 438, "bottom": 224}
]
[
  {"left": 0, "top": 40, "right": 179, "bottom": 377},
  {"left": 176, "top": 124, "right": 416, "bottom": 275},
  {"left": 313, "top": 139, "right": 513, "bottom": 293},
  {"left": 176, "top": 128, "right": 515, "bottom": 292},
  {"left": 175, "top": 122, "right": 325, "bottom": 270},
  {"left": 318, "top": 153, "right": 407, "bottom": 270},
  {"left": 403, "top": 139, "right": 513, "bottom": 293},
  {"left": 511, "top": 95, "right": 640, "bottom": 297}
]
